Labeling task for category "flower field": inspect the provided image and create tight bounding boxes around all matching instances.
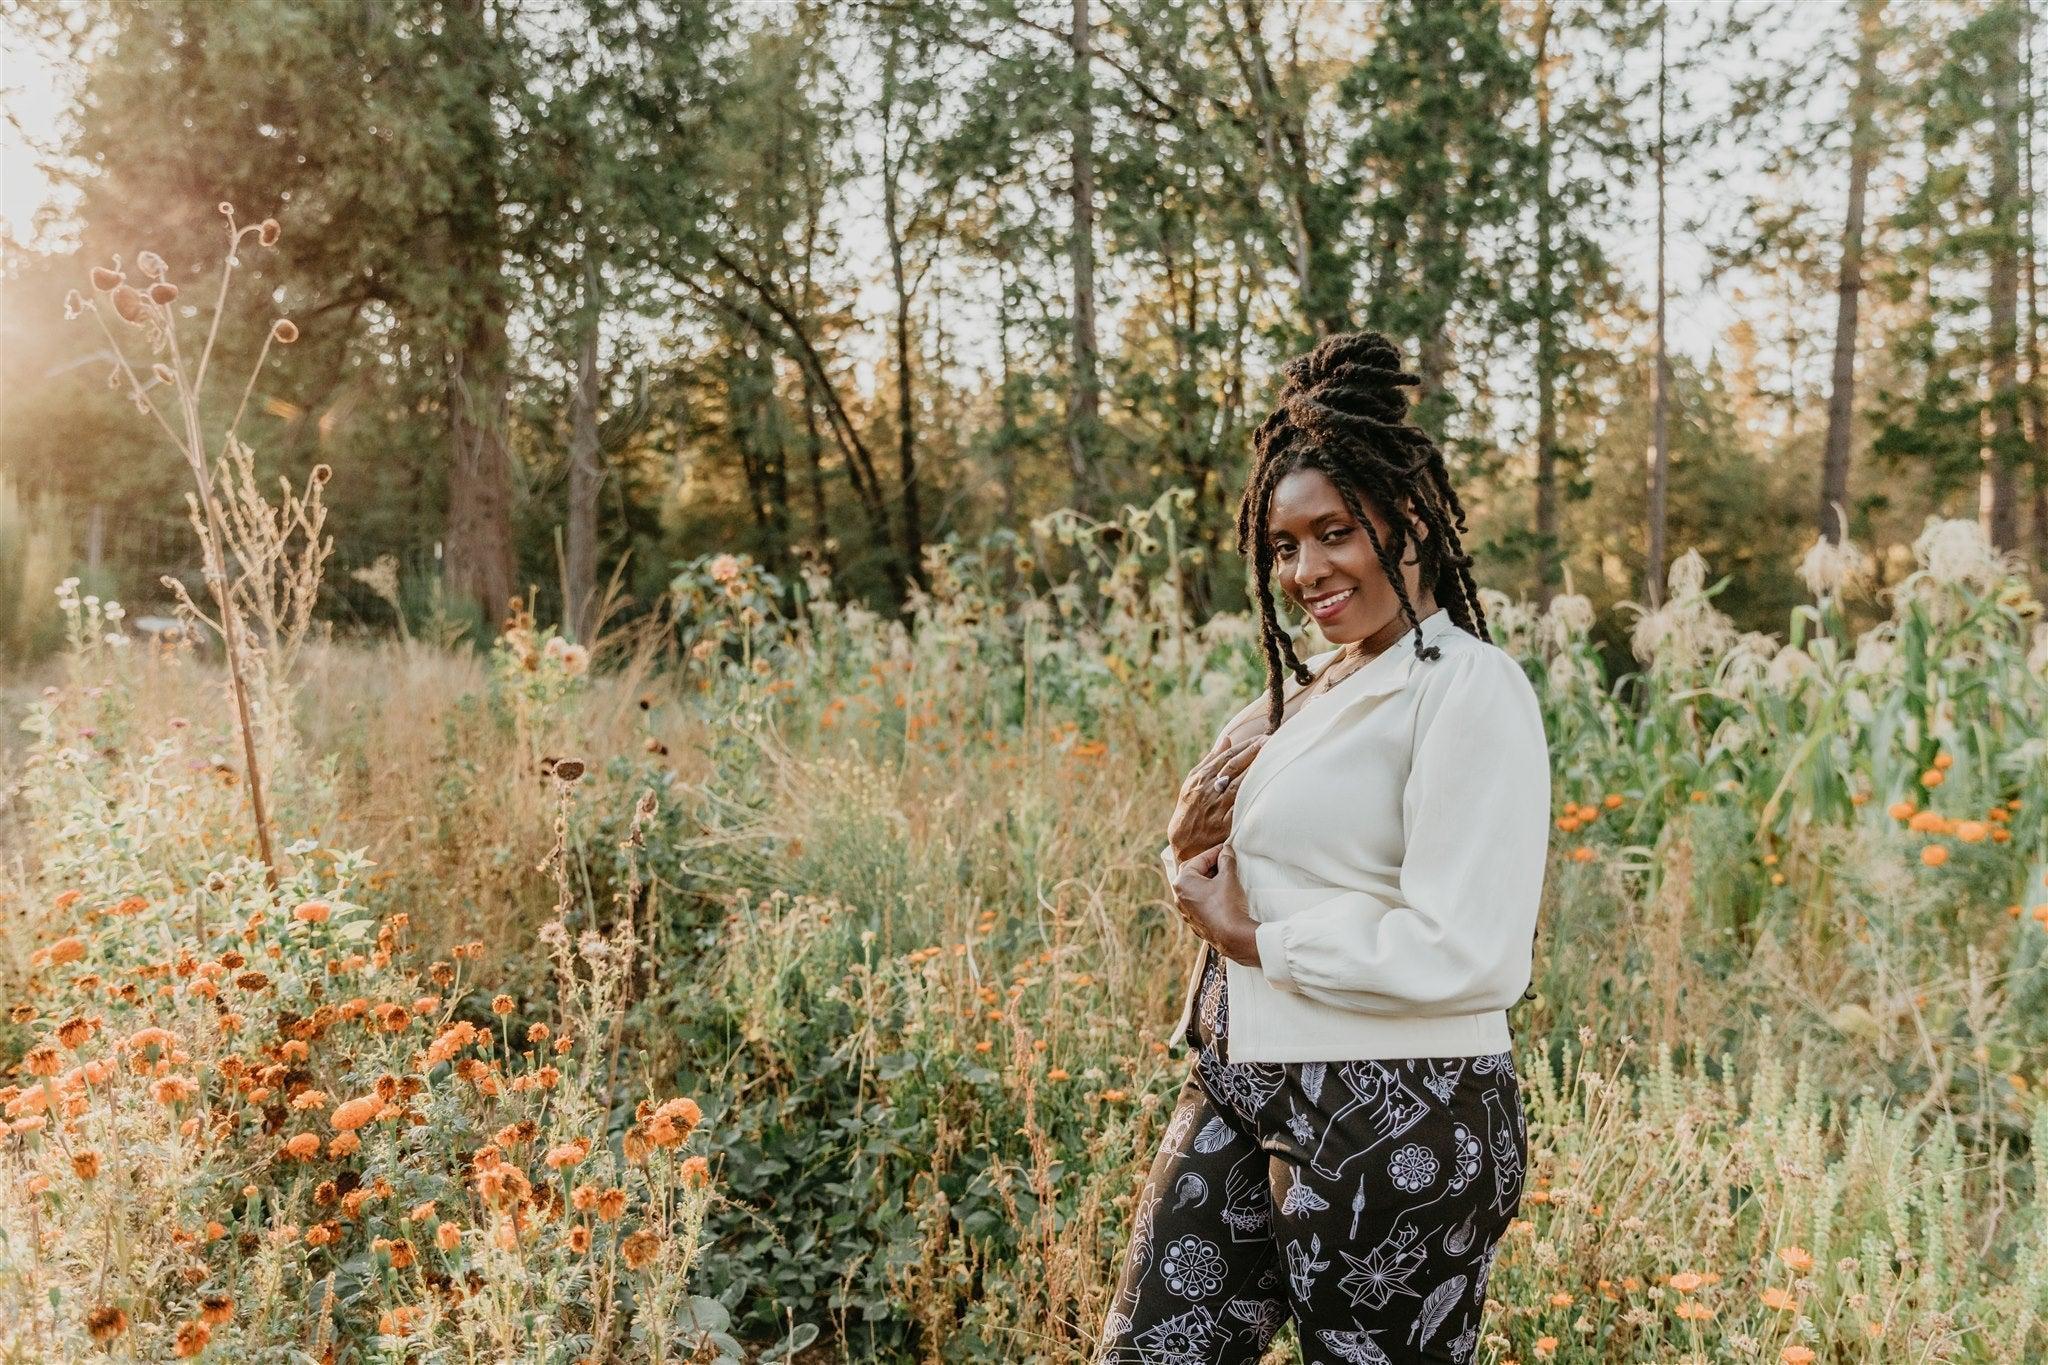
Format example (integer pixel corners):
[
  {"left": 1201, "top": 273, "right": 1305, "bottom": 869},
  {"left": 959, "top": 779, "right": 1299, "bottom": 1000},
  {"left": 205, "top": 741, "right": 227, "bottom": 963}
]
[{"left": 5, "top": 497, "right": 2048, "bottom": 1362}]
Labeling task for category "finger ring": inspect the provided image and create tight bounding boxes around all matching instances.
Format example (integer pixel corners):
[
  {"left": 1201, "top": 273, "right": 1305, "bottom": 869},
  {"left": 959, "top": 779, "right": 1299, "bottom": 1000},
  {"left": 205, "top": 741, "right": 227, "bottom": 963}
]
[{"left": 1213, "top": 773, "right": 1234, "bottom": 793}]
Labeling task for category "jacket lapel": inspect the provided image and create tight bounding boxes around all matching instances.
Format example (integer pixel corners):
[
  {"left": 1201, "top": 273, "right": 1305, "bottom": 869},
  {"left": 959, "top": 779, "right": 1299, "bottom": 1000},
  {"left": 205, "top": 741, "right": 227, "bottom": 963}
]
[{"left": 1229, "top": 612, "right": 1455, "bottom": 825}]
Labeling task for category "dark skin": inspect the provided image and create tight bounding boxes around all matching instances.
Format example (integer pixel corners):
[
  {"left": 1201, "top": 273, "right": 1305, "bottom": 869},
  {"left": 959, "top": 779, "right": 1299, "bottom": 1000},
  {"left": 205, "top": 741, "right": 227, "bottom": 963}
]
[{"left": 1170, "top": 467, "right": 1437, "bottom": 967}]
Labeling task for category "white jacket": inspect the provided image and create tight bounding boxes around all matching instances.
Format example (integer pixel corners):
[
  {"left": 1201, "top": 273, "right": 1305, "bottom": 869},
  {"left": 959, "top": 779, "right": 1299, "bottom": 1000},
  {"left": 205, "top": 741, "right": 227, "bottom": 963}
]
[{"left": 1160, "top": 606, "right": 1551, "bottom": 1063}]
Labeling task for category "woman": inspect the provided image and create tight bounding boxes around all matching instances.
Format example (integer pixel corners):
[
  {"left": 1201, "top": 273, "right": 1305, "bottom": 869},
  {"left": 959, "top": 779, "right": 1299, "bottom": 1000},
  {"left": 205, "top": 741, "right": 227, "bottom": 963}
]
[{"left": 1094, "top": 331, "right": 1551, "bottom": 1365}]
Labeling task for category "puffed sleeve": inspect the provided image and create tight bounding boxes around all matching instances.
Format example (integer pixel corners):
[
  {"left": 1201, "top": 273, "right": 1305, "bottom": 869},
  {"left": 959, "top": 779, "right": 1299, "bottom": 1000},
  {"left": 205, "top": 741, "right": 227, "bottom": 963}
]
[{"left": 1250, "top": 645, "right": 1551, "bottom": 1016}]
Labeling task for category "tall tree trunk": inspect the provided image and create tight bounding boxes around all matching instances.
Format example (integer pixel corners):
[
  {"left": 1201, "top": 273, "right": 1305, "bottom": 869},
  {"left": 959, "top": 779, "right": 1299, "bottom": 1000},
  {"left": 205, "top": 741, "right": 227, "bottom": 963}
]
[
  {"left": 1067, "top": 0, "right": 1102, "bottom": 510},
  {"left": 2025, "top": 0, "right": 2048, "bottom": 565},
  {"left": 441, "top": 0, "right": 516, "bottom": 625},
  {"left": 445, "top": 297, "right": 517, "bottom": 624},
  {"left": 564, "top": 253, "right": 603, "bottom": 643},
  {"left": 881, "top": 28, "right": 925, "bottom": 589},
  {"left": 1821, "top": 0, "right": 1885, "bottom": 545},
  {"left": 1647, "top": 5, "right": 1671, "bottom": 610},
  {"left": 1532, "top": 0, "right": 1560, "bottom": 608},
  {"left": 1985, "top": 0, "right": 2024, "bottom": 552}
]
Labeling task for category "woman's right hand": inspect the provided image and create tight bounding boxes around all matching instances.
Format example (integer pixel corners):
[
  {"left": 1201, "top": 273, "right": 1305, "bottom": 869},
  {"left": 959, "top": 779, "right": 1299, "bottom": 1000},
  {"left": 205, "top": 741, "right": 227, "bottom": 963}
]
[{"left": 1167, "top": 729, "right": 1268, "bottom": 864}]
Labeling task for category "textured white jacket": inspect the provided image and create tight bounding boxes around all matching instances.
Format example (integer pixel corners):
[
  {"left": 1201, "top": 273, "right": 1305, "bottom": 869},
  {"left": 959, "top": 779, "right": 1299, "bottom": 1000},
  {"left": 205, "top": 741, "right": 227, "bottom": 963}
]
[{"left": 1160, "top": 606, "right": 1551, "bottom": 1063}]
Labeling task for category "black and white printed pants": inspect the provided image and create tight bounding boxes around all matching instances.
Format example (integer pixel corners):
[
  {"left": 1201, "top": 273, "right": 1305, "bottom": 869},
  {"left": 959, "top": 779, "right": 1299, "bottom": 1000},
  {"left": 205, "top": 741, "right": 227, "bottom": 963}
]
[{"left": 1094, "top": 951, "right": 1528, "bottom": 1364}]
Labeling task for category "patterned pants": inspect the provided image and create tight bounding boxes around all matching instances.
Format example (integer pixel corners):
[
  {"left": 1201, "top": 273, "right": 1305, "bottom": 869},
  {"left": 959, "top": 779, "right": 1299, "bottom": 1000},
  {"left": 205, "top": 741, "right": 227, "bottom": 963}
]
[{"left": 1094, "top": 953, "right": 1528, "bottom": 1364}]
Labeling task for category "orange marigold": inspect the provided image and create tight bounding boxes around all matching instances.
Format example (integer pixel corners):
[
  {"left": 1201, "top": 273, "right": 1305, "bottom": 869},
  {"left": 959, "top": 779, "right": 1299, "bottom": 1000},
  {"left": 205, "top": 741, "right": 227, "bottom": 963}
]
[
  {"left": 198, "top": 1294, "right": 234, "bottom": 1325},
  {"left": 85, "top": 1306, "right": 128, "bottom": 1341},
  {"left": 436, "top": 1221, "right": 462, "bottom": 1252},
  {"left": 282, "top": 1133, "right": 322, "bottom": 1161},
  {"left": 331, "top": 1096, "right": 380, "bottom": 1132},
  {"left": 620, "top": 1228, "right": 661, "bottom": 1270},
  {"left": 293, "top": 900, "right": 332, "bottom": 924},
  {"left": 172, "top": 1321, "right": 210, "bottom": 1357}
]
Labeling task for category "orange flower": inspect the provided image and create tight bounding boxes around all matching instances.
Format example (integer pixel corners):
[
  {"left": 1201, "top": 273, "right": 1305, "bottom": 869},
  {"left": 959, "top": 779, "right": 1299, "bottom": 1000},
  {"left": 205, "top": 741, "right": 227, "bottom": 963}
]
[
  {"left": 85, "top": 1305, "right": 129, "bottom": 1341},
  {"left": 1921, "top": 844, "right": 1949, "bottom": 867},
  {"left": 331, "top": 1096, "right": 380, "bottom": 1131},
  {"left": 1534, "top": 1338, "right": 1557, "bottom": 1358},
  {"left": 544, "top": 1138, "right": 591, "bottom": 1170},
  {"left": 45, "top": 936, "right": 87, "bottom": 966},
  {"left": 72, "top": 1150, "right": 101, "bottom": 1180},
  {"left": 1668, "top": 1271, "right": 1702, "bottom": 1293},
  {"left": 1780, "top": 1347, "right": 1816, "bottom": 1364},
  {"left": 491, "top": 994, "right": 516, "bottom": 1016},
  {"left": 24, "top": 1046, "right": 61, "bottom": 1078},
  {"left": 1760, "top": 1286, "right": 1799, "bottom": 1311},
  {"left": 293, "top": 900, "right": 331, "bottom": 924},
  {"left": 568, "top": 1224, "right": 593, "bottom": 1253},
  {"left": 621, "top": 1228, "right": 661, "bottom": 1270},
  {"left": 596, "top": 1187, "right": 628, "bottom": 1221},
  {"left": 436, "top": 1222, "right": 462, "bottom": 1252},
  {"left": 328, "top": 1132, "right": 361, "bottom": 1159},
  {"left": 172, "top": 1321, "right": 210, "bottom": 1357},
  {"left": 1777, "top": 1244, "right": 1814, "bottom": 1272},
  {"left": 198, "top": 1294, "right": 234, "bottom": 1325},
  {"left": 152, "top": 1075, "right": 199, "bottom": 1105},
  {"left": 680, "top": 1155, "right": 711, "bottom": 1188},
  {"left": 56, "top": 1016, "right": 96, "bottom": 1048},
  {"left": 645, "top": 1096, "right": 702, "bottom": 1147}
]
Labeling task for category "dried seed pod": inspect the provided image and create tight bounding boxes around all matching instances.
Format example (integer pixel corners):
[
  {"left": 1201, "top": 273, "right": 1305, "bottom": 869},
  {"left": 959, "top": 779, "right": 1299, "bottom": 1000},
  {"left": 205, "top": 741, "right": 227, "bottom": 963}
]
[
  {"left": 63, "top": 289, "right": 84, "bottom": 319},
  {"left": 90, "top": 266, "right": 123, "bottom": 291},
  {"left": 271, "top": 318, "right": 298, "bottom": 343},
  {"left": 148, "top": 282, "right": 179, "bottom": 304},
  {"left": 136, "top": 250, "right": 167, "bottom": 278},
  {"left": 152, "top": 363, "right": 176, "bottom": 385},
  {"left": 109, "top": 284, "right": 148, "bottom": 324},
  {"left": 259, "top": 218, "right": 280, "bottom": 246}
]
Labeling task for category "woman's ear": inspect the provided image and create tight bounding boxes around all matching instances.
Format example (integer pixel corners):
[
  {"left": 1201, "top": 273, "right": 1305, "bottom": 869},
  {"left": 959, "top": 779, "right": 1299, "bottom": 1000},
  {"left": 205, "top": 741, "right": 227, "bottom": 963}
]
[{"left": 1406, "top": 497, "right": 1429, "bottom": 542}]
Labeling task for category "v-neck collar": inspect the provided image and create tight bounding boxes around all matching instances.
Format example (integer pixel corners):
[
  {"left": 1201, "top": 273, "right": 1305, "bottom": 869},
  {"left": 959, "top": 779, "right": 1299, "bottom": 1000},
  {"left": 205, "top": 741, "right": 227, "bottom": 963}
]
[{"left": 1230, "top": 607, "right": 1458, "bottom": 826}]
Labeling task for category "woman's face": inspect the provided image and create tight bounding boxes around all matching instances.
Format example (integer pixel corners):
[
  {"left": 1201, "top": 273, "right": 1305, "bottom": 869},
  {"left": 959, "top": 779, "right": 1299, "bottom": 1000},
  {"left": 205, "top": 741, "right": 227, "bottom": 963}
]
[{"left": 1265, "top": 466, "right": 1435, "bottom": 646}]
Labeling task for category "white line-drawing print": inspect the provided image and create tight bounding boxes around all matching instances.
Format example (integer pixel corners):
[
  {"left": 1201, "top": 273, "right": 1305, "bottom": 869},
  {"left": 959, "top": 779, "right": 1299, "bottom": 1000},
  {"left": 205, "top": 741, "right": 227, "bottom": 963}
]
[
  {"left": 1387, "top": 1141, "right": 1440, "bottom": 1193},
  {"left": 1409, "top": 1272, "right": 1468, "bottom": 1350},
  {"left": 1421, "top": 1058, "right": 1465, "bottom": 1104},
  {"left": 1220, "top": 1151, "right": 1271, "bottom": 1241},
  {"left": 1446, "top": 1122, "right": 1483, "bottom": 1195},
  {"left": 1131, "top": 1303, "right": 1218, "bottom": 1361},
  {"left": 1285, "top": 1233, "right": 1331, "bottom": 1299},
  {"left": 1159, "top": 1233, "right": 1227, "bottom": 1299},
  {"left": 1335, "top": 1221, "right": 1427, "bottom": 1309},
  {"left": 1280, "top": 1163, "right": 1330, "bottom": 1218},
  {"left": 1483, "top": 1089, "right": 1523, "bottom": 1215},
  {"left": 1442, "top": 1207, "right": 1477, "bottom": 1257},
  {"left": 1317, "top": 1319, "right": 1393, "bottom": 1365},
  {"left": 1171, "top": 1171, "right": 1208, "bottom": 1211},
  {"left": 1311, "top": 1061, "right": 1430, "bottom": 1180},
  {"left": 1300, "top": 1060, "right": 1327, "bottom": 1103},
  {"left": 1191, "top": 1116, "right": 1236, "bottom": 1154}
]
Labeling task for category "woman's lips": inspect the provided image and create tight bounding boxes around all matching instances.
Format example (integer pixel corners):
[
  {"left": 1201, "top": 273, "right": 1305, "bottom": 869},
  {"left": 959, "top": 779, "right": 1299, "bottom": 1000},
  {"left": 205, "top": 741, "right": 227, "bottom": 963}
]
[{"left": 1306, "top": 587, "right": 1355, "bottom": 621}]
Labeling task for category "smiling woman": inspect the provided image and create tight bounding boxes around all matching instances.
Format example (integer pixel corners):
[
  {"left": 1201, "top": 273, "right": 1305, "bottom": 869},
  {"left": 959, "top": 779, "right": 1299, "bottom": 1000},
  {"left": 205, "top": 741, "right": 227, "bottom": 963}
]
[{"left": 1095, "top": 330, "right": 1550, "bottom": 1365}]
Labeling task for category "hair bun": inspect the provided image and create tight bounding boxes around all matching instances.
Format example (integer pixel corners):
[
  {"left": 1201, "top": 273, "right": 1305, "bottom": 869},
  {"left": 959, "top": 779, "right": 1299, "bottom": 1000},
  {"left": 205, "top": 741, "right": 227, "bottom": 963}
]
[{"left": 1278, "top": 330, "right": 1422, "bottom": 427}]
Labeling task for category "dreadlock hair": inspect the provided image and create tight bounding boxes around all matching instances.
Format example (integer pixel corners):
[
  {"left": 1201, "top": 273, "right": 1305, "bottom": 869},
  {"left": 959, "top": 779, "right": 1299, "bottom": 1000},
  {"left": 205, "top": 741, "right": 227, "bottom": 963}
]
[{"left": 1233, "top": 329, "right": 1491, "bottom": 734}]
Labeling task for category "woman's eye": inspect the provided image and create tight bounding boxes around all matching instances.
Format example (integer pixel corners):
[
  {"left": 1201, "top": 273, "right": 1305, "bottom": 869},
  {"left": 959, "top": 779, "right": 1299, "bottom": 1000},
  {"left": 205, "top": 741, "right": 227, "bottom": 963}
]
[{"left": 1323, "top": 528, "right": 1349, "bottom": 544}]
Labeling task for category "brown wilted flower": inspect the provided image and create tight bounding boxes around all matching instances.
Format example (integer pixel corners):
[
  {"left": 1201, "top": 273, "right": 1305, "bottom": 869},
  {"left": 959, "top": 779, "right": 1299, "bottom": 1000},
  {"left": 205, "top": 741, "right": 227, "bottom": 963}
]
[
  {"left": 136, "top": 250, "right": 167, "bottom": 278},
  {"left": 596, "top": 1187, "right": 628, "bottom": 1222},
  {"left": 173, "top": 1320, "right": 210, "bottom": 1357},
  {"left": 90, "top": 266, "right": 123, "bottom": 291},
  {"left": 110, "top": 284, "right": 148, "bottom": 324},
  {"left": 645, "top": 1096, "right": 702, "bottom": 1148},
  {"left": 198, "top": 1294, "right": 234, "bottom": 1325},
  {"left": 148, "top": 281, "right": 179, "bottom": 305},
  {"left": 71, "top": 1150, "right": 101, "bottom": 1180},
  {"left": 24, "top": 1046, "right": 61, "bottom": 1078},
  {"left": 259, "top": 218, "right": 280, "bottom": 246},
  {"left": 568, "top": 1223, "right": 592, "bottom": 1253},
  {"left": 85, "top": 1305, "right": 128, "bottom": 1341},
  {"left": 271, "top": 318, "right": 298, "bottom": 344}
]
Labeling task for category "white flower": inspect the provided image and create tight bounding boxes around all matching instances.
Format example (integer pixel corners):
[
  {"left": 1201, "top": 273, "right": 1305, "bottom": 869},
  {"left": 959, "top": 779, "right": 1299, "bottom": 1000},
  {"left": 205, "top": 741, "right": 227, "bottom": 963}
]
[
  {"left": 1765, "top": 643, "right": 1817, "bottom": 693},
  {"left": 1546, "top": 592, "right": 1595, "bottom": 636},
  {"left": 1667, "top": 547, "right": 1709, "bottom": 599},
  {"left": 1797, "top": 533, "right": 1874, "bottom": 599},
  {"left": 1913, "top": 516, "right": 2008, "bottom": 589},
  {"left": 2029, "top": 625, "right": 2048, "bottom": 678},
  {"left": 558, "top": 643, "right": 590, "bottom": 677},
  {"left": 1854, "top": 630, "right": 1899, "bottom": 677}
]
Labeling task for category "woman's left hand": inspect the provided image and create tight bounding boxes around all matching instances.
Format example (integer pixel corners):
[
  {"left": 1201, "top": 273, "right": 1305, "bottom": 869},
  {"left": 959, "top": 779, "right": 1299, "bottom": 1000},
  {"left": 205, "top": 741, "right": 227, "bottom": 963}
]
[{"left": 1171, "top": 844, "right": 1261, "bottom": 967}]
